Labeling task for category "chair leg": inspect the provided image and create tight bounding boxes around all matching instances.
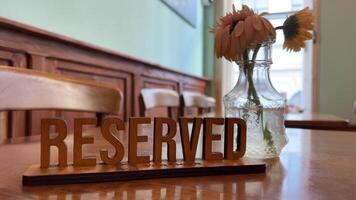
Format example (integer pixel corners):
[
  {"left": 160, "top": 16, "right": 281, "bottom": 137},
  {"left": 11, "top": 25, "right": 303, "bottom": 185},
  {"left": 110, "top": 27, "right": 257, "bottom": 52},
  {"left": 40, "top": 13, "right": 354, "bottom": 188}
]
[
  {"left": 96, "top": 113, "right": 104, "bottom": 127},
  {"left": 139, "top": 95, "right": 146, "bottom": 117},
  {"left": 179, "top": 96, "right": 185, "bottom": 117},
  {"left": 198, "top": 108, "right": 204, "bottom": 116},
  {"left": 168, "top": 107, "right": 173, "bottom": 119}
]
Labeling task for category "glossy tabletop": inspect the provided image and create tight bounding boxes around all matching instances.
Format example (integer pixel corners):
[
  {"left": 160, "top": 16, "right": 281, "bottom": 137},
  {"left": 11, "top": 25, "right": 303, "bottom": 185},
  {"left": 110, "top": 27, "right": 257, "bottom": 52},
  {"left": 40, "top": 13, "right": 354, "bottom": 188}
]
[
  {"left": 208, "top": 112, "right": 351, "bottom": 130},
  {"left": 285, "top": 112, "right": 351, "bottom": 130},
  {"left": 1, "top": 126, "right": 356, "bottom": 199}
]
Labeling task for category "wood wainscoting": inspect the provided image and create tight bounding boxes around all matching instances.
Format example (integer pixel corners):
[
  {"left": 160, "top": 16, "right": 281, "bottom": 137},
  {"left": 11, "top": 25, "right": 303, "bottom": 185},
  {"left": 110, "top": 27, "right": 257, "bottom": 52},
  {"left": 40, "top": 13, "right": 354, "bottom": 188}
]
[{"left": 0, "top": 17, "right": 209, "bottom": 138}]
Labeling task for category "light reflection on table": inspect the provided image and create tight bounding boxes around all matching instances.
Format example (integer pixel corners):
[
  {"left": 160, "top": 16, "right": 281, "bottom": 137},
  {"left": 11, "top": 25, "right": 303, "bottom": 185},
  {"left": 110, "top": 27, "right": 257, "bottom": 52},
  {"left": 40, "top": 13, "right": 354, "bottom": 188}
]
[{"left": 1, "top": 126, "right": 356, "bottom": 199}]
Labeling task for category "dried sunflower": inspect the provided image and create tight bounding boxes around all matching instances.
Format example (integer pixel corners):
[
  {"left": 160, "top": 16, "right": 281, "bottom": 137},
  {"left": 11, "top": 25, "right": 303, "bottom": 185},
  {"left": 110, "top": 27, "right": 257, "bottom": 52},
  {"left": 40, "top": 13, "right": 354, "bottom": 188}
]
[
  {"left": 213, "top": 5, "right": 276, "bottom": 61},
  {"left": 281, "top": 7, "right": 314, "bottom": 52}
]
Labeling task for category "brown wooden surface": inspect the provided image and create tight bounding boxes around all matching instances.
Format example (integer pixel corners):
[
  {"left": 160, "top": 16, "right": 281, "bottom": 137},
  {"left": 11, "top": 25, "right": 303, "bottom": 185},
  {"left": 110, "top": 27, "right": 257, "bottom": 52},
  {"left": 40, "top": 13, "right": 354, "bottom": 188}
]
[
  {"left": 1, "top": 126, "right": 356, "bottom": 199},
  {"left": 0, "top": 17, "right": 209, "bottom": 138},
  {"left": 285, "top": 112, "right": 355, "bottom": 130},
  {"left": 23, "top": 159, "right": 265, "bottom": 186},
  {"left": 0, "top": 66, "right": 122, "bottom": 114}
]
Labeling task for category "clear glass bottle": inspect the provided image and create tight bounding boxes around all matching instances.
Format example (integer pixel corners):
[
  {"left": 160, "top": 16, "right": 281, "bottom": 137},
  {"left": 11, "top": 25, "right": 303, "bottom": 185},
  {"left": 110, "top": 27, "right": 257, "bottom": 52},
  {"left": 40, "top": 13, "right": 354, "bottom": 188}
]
[{"left": 224, "top": 41, "right": 288, "bottom": 158}]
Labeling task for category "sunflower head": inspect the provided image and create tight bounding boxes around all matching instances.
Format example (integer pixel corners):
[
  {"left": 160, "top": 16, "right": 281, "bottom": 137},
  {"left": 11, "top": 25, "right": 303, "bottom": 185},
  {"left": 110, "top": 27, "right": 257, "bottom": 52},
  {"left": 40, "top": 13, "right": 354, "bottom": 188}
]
[
  {"left": 213, "top": 5, "right": 276, "bottom": 61},
  {"left": 282, "top": 7, "right": 314, "bottom": 52}
]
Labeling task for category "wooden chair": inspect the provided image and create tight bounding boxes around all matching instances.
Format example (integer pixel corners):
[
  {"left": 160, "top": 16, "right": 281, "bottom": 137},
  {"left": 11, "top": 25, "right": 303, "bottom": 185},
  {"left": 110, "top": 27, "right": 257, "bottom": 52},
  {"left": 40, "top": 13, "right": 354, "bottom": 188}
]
[
  {"left": 0, "top": 65, "right": 122, "bottom": 139},
  {"left": 181, "top": 91, "right": 216, "bottom": 117},
  {"left": 139, "top": 88, "right": 180, "bottom": 118}
]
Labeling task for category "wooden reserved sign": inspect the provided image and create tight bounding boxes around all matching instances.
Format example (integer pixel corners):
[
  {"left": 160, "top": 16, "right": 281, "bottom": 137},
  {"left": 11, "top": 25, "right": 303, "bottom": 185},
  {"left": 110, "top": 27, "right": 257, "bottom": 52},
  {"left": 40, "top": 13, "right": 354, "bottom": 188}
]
[{"left": 23, "top": 117, "right": 266, "bottom": 185}]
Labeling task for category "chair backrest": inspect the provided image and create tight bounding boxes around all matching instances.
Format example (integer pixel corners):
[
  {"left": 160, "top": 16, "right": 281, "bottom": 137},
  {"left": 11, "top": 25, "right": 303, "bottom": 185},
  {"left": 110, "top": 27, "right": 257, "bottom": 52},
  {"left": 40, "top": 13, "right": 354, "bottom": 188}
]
[
  {"left": 181, "top": 91, "right": 216, "bottom": 116},
  {"left": 140, "top": 88, "right": 179, "bottom": 118},
  {"left": 0, "top": 66, "right": 122, "bottom": 114}
]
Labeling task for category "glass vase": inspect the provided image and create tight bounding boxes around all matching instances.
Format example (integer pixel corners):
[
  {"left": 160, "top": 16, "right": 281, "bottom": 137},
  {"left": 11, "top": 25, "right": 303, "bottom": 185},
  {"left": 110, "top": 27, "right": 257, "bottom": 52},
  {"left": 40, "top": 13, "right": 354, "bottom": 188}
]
[{"left": 224, "top": 41, "right": 288, "bottom": 159}]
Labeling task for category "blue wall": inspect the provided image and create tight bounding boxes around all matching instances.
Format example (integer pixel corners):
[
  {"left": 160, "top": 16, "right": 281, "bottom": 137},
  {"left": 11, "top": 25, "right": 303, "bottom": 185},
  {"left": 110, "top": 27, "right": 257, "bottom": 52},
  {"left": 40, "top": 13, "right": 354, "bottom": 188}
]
[{"left": 0, "top": 0, "right": 204, "bottom": 76}]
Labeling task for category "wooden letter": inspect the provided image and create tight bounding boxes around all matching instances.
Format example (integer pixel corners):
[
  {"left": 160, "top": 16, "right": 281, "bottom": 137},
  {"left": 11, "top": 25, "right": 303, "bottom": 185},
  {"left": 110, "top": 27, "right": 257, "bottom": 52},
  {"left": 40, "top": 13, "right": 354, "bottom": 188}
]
[
  {"left": 179, "top": 118, "right": 202, "bottom": 162},
  {"left": 41, "top": 119, "right": 68, "bottom": 168},
  {"left": 73, "top": 118, "right": 97, "bottom": 167},
  {"left": 128, "top": 117, "right": 150, "bottom": 164},
  {"left": 203, "top": 118, "right": 224, "bottom": 161},
  {"left": 100, "top": 117, "right": 125, "bottom": 165},
  {"left": 224, "top": 118, "right": 246, "bottom": 160},
  {"left": 153, "top": 117, "right": 177, "bottom": 163}
]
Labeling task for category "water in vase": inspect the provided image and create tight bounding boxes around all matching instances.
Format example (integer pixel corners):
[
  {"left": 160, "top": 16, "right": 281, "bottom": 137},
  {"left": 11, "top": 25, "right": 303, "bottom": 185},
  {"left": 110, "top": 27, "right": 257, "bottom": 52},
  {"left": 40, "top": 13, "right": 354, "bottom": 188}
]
[{"left": 225, "top": 107, "right": 288, "bottom": 158}]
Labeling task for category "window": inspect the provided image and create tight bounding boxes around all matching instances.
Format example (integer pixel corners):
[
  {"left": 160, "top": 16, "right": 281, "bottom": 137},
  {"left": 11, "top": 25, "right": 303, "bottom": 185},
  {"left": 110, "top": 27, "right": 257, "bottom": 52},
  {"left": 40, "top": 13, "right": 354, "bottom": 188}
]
[{"left": 241, "top": 0, "right": 304, "bottom": 13}]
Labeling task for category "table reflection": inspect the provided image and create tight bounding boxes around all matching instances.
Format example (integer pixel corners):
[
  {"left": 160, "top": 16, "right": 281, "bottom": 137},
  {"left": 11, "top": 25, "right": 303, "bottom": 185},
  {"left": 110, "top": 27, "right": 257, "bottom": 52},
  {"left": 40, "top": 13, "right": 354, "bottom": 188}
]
[
  {"left": 21, "top": 124, "right": 313, "bottom": 200},
  {"left": 23, "top": 158, "right": 286, "bottom": 200},
  {"left": 2, "top": 125, "right": 355, "bottom": 199}
]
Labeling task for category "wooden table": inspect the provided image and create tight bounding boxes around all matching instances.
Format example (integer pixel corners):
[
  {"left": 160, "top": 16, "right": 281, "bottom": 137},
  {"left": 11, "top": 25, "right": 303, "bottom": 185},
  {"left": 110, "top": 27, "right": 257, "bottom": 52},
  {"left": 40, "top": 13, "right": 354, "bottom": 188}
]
[
  {"left": 1, "top": 125, "right": 356, "bottom": 199},
  {"left": 285, "top": 112, "right": 354, "bottom": 130},
  {"left": 208, "top": 112, "right": 352, "bottom": 130}
]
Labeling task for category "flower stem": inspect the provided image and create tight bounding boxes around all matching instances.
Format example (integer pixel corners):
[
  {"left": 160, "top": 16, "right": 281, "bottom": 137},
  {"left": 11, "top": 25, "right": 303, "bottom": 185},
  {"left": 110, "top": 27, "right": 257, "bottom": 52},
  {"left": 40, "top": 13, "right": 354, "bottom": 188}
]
[{"left": 242, "top": 46, "right": 277, "bottom": 155}]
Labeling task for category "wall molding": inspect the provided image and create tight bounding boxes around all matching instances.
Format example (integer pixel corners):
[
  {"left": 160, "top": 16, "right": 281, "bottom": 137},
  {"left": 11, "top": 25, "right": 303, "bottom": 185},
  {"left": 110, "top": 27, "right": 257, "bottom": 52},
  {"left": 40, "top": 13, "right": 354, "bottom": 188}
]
[{"left": 0, "top": 17, "right": 210, "bottom": 138}]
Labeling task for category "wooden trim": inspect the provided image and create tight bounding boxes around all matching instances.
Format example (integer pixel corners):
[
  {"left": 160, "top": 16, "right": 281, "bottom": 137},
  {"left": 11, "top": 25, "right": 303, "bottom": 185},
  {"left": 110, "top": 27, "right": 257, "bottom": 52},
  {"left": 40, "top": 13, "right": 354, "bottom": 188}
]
[
  {"left": 311, "top": 0, "right": 321, "bottom": 112},
  {"left": 0, "top": 65, "right": 122, "bottom": 114},
  {"left": 0, "top": 17, "right": 210, "bottom": 137},
  {"left": 0, "top": 17, "right": 209, "bottom": 82},
  {"left": 0, "top": 65, "right": 120, "bottom": 90}
]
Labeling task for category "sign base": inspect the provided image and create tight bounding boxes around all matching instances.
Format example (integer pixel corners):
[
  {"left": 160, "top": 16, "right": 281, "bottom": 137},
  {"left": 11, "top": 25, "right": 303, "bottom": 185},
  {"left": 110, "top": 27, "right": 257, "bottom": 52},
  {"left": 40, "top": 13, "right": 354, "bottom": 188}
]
[{"left": 23, "top": 158, "right": 265, "bottom": 186}]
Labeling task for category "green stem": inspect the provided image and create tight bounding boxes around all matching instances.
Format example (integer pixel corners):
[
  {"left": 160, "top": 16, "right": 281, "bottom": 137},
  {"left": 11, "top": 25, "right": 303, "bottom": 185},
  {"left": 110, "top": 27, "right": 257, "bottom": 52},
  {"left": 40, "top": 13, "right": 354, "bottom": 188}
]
[
  {"left": 242, "top": 45, "right": 277, "bottom": 155},
  {"left": 243, "top": 47, "right": 261, "bottom": 109},
  {"left": 246, "top": 65, "right": 261, "bottom": 106},
  {"left": 252, "top": 44, "right": 261, "bottom": 60}
]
